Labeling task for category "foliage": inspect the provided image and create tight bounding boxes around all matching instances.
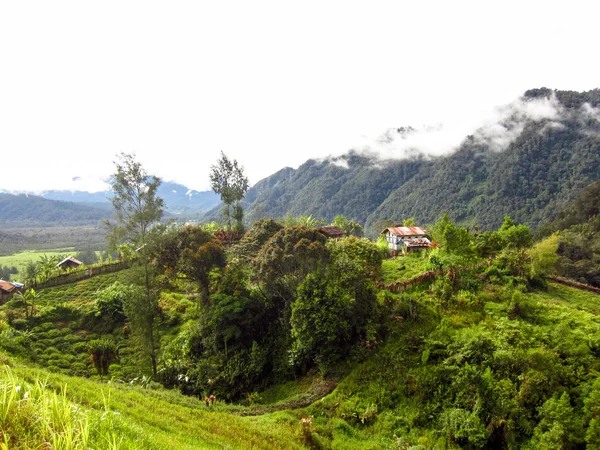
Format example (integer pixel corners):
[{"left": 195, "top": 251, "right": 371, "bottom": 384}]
[
  {"left": 94, "top": 281, "right": 132, "bottom": 323},
  {"left": 15, "top": 288, "right": 37, "bottom": 318},
  {"left": 154, "top": 225, "right": 226, "bottom": 304},
  {"left": 331, "top": 215, "right": 364, "bottom": 237},
  {"left": 210, "top": 151, "right": 249, "bottom": 232},
  {"left": 74, "top": 248, "right": 99, "bottom": 265},
  {"left": 121, "top": 278, "right": 157, "bottom": 377},
  {"left": 538, "top": 179, "right": 600, "bottom": 287},
  {"left": 87, "top": 339, "right": 117, "bottom": 378},
  {"left": 0, "top": 364, "right": 306, "bottom": 449},
  {"left": 290, "top": 272, "right": 351, "bottom": 370},
  {"left": 106, "top": 152, "right": 164, "bottom": 249},
  {"left": 278, "top": 214, "right": 325, "bottom": 228},
  {"left": 230, "top": 218, "right": 283, "bottom": 263},
  {"left": 251, "top": 225, "right": 329, "bottom": 302},
  {"left": 528, "top": 233, "right": 560, "bottom": 279},
  {"left": 106, "top": 153, "right": 164, "bottom": 378}
]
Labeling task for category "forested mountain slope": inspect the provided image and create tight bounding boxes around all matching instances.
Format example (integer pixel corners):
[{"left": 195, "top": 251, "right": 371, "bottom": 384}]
[
  {"left": 242, "top": 152, "right": 429, "bottom": 224},
  {"left": 538, "top": 178, "right": 600, "bottom": 286},
  {"left": 368, "top": 88, "right": 600, "bottom": 230},
  {"left": 227, "top": 88, "right": 600, "bottom": 234}
]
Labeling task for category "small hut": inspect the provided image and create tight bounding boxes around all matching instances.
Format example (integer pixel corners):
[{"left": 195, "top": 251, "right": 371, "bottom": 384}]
[
  {"left": 56, "top": 256, "right": 83, "bottom": 271},
  {"left": 0, "top": 280, "right": 21, "bottom": 303}
]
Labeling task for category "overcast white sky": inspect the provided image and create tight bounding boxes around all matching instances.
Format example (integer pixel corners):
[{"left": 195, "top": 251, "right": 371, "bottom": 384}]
[{"left": 1, "top": 1, "right": 599, "bottom": 193}]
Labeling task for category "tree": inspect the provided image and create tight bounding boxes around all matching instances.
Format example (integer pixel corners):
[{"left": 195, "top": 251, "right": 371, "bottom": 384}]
[
  {"left": 332, "top": 215, "right": 364, "bottom": 237},
  {"left": 430, "top": 215, "right": 475, "bottom": 261},
  {"left": 154, "top": 225, "right": 226, "bottom": 305},
  {"left": 15, "top": 288, "right": 37, "bottom": 318},
  {"left": 209, "top": 151, "right": 249, "bottom": 231},
  {"left": 403, "top": 217, "right": 416, "bottom": 227},
  {"left": 252, "top": 226, "right": 329, "bottom": 302},
  {"left": 88, "top": 339, "right": 117, "bottom": 379},
  {"left": 95, "top": 281, "right": 129, "bottom": 323},
  {"left": 121, "top": 280, "right": 158, "bottom": 377},
  {"left": 290, "top": 272, "right": 351, "bottom": 370},
  {"left": 231, "top": 219, "right": 283, "bottom": 263},
  {"left": 24, "top": 260, "right": 40, "bottom": 285},
  {"left": 107, "top": 152, "right": 164, "bottom": 250},
  {"left": 107, "top": 153, "right": 164, "bottom": 377}
]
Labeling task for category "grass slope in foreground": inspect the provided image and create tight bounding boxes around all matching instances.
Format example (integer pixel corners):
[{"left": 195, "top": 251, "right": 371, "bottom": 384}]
[{"left": 0, "top": 362, "right": 306, "bottom": 449}]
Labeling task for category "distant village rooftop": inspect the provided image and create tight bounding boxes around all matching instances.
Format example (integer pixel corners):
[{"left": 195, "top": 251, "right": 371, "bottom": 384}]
[
  {"left": 56, "top": 256, "right": 83, "bottom": 270},
  {"left": 317, "top": 226, "right": 345, "bottom": 239}
]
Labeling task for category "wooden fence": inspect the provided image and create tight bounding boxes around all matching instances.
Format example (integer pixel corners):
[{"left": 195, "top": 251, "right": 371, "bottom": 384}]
[
  {"left": 548, "top": 275, "right": 600, "bottom": 295},
  {"left": 29, "top": 260, "right": 134, "bottom": 291}
]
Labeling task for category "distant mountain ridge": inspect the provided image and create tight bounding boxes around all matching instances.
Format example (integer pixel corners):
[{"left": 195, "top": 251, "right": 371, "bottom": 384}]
[
  {"left": 0, "top": 193, "right": 110, "bottom": 226},
  {"left": 205, "top": 88, "right": 600, "bottom": 235},
  {"left": 0, "top": 181, "right": 220, "bottom": 220}
]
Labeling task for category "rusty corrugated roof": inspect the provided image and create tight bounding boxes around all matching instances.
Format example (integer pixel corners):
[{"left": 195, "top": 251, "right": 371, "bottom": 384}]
[
  {"left": 383, "top": 226, "right": 428, "bottom": 236},
  {"left": 0, "top": 280, "right": 18, "bottom": 293}
]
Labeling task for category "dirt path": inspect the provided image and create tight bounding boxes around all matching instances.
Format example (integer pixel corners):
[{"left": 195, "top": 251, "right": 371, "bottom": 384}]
[{"left": 232, "top": 380, "right": 337, "bottom": 416}]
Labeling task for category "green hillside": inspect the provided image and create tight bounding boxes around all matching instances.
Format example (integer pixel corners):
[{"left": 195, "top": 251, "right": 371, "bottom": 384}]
[
  {"left": 3, "top": 259, "right": 600, "bottom": 448},
  {"left": 2, "top": 213, "right": 600, "bottom": 448}
]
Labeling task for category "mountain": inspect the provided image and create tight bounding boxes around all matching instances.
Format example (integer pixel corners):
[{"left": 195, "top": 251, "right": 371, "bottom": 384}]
[
  {"left": 0, "top": 193, "right": 111, "bottom": 226},
  {"left": 241, "top": 152, "right": 430, "bottom": 224},
  {"left": 6, "top": 181, "right": 220, "bottom": 218},
  {"left": 214, "top": 88, "right": 600, "bottom": 235}
]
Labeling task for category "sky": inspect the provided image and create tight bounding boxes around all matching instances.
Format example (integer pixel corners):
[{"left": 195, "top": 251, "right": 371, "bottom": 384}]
[{"left": 1, "top": 0, "right": 599, "bottom": 193}]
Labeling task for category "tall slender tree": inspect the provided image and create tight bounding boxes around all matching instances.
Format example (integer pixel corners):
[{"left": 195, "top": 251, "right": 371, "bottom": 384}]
[
  {"left": 209, "top": 151, "right": 249, "bottom": 231},
  {"left": 107, "top": 152, "right": 164, "bottom": 377},
  {"left": 107, "top": 152, "right": 164, "bottom": 250}
]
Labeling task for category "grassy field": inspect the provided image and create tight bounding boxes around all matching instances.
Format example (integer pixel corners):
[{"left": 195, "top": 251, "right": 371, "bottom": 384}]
[
  {"left": 0, "top": 226, "right": 107, "bottom": 256},
  {"left": 0, "top": 251, "right": 71, "bottom": 282}
]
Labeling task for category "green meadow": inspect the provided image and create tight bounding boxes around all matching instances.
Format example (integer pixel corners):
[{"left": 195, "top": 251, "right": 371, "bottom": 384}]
[{"left": 0, "top": 251, "right": 71, "bottom": 282}]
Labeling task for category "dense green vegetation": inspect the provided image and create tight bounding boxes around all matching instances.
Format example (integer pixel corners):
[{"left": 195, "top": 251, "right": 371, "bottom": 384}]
[
  {"left": 368, "top": 88, "right": 600, "bottom": 232},
  {"left": 537, "top": 179, "right": 600, "bottom": 287},
  {"left": 5, "top": 209, "right": 599, "bottom": 448}
]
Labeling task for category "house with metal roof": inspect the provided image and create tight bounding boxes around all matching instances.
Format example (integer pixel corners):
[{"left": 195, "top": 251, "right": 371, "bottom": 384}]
[{"left": 381, "top": 226, "right": 431, "bottom": 256}]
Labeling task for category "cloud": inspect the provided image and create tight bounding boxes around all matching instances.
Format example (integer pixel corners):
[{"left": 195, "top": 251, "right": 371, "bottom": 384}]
[
  {"left": 473, "top": 93, "right": 565, "bottom": 152},
  {"left": 321, "top": 93, "right": 572, "bottom": 169},
  {"left": 329, "top": 158, "right": 349, "bottom": 169},
  {"left": 581, "top": 102, "right": 600, "bottom": 122}
]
